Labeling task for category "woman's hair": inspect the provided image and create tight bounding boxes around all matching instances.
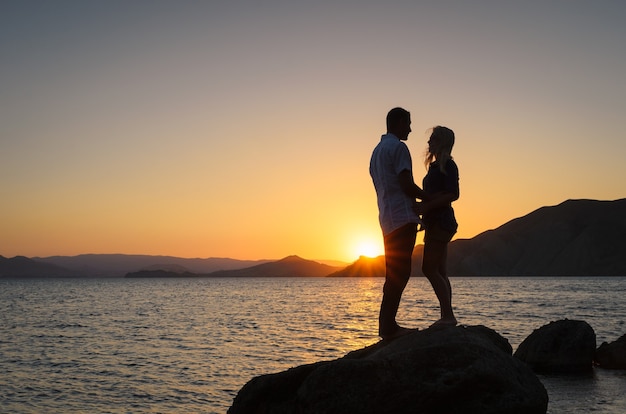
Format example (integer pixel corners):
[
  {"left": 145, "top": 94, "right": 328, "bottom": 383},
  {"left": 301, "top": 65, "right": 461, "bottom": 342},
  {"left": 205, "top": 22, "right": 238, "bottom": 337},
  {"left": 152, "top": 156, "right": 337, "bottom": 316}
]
[{"left": 425, "top": 126, "right": 455, "bottom": 173}]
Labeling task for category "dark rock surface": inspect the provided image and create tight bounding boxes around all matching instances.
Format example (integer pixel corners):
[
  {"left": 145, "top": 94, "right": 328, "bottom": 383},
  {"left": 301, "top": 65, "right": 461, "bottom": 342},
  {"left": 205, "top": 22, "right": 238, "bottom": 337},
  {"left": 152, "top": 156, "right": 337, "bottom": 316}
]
[
  {"left": 595, "top": 333, "right": 626, "bottom": 370},
  {"left": 514, "top": 319, "right": 596, "bottom": 373},
  {"left": 229, "top": 325, "right": 548, "bottom": 414}
]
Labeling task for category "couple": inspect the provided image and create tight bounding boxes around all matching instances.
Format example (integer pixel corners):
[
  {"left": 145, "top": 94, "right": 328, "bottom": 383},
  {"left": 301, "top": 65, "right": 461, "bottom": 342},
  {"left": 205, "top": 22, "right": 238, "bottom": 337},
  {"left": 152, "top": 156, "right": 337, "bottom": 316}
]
[{"left": 370, "top": 107, "right": 459, "bottom": 340}]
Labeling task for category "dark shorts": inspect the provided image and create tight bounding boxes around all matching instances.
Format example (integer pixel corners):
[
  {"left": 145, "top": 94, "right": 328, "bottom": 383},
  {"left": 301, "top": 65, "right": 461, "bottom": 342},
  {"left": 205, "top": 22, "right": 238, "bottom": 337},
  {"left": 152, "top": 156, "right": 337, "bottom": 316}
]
[
  {"left": 424, "top": 221, "right": 456, "bottom": 243},
  {"left": 384, "top": 223, "right": 418, "bottom": 277},
  {"left": 384, "top": 224, "right": 418, "bottom": 254}
]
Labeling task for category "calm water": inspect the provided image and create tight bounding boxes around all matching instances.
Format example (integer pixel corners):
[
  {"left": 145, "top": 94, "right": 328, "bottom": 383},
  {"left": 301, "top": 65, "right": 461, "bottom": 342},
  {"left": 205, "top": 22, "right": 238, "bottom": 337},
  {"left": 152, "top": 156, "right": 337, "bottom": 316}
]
[{"left": 1, "top": 277, "right": 625, "bottom": 413}]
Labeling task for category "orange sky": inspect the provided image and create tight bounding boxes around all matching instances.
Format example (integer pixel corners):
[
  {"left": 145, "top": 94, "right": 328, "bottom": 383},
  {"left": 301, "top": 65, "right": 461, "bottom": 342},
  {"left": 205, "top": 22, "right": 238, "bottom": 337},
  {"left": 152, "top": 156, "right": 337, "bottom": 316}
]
[{"left": 2, "top": 2, "right": 625, "bottom": 263}]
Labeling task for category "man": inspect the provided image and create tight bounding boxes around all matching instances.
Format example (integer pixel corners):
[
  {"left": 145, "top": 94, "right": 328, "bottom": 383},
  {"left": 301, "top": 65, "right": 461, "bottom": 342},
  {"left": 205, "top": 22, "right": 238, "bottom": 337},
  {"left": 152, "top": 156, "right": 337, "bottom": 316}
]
[{"left": 370, "top": 107, "right": 426, "bottom": 340}]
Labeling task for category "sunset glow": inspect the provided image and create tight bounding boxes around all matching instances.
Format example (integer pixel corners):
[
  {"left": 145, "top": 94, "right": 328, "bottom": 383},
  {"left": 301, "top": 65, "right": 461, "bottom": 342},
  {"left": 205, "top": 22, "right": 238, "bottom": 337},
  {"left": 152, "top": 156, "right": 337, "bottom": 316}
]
[
  {"left": 353, "top": 238, "right": 384, "bottom": 260},
  {"left": 1, "top": 2, "right": 625, "bottom": 263}
]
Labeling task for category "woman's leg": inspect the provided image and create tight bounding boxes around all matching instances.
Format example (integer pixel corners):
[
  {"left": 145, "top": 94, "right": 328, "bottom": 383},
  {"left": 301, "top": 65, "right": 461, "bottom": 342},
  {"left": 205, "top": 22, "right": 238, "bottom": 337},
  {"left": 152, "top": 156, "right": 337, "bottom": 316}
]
[
  {"left": 439, "top": 243, "right": 453, "bottom": 313},
  {"left": 422, "top": 239, "right": 456, "bottom": 325}
]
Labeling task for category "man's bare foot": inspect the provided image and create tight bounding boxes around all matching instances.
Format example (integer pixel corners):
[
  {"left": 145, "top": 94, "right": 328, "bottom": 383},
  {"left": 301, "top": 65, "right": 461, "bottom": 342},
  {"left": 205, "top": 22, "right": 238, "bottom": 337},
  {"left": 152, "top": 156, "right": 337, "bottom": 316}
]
[
  {"left": 380, "top": 326, "right": 418, "bottom": 341},
  {"left": 430, "top": 317, "right": 458, "bottom": 328}
]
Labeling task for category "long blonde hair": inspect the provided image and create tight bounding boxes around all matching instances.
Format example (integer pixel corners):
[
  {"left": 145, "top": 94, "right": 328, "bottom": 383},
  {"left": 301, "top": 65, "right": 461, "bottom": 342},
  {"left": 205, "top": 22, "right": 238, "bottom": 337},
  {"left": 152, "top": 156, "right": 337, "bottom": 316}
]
[{"left": 425, "top": 126, "right": 455, "bottom": 173}]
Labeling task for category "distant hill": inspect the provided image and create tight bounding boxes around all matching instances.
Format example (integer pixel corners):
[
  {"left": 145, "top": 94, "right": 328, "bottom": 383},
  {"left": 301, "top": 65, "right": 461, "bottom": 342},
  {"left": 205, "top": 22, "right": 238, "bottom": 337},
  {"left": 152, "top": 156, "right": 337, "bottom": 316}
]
[
  {"left": 124, "top": 269, "right": 198, "bottom": 278},
  {"left": 0, "top": 256, "right": 78, "bottom": 278},
  {"left": 199, "top": 255, "right": 341, "bottom": 277},
  {"left": 447, "top": 198, "right": 626, "bottom": 276},
  {"left": 330, "top": 199, "right": 626, "bottom": 277},
  {"left": 35, "top": 254, "right": 272, "bottom": 277},
  {"left": 327, "top": 255, "right": 386, "bottom": 277},
  {"left": 3, "top": 199, "right": 625, "bottom": 278}
]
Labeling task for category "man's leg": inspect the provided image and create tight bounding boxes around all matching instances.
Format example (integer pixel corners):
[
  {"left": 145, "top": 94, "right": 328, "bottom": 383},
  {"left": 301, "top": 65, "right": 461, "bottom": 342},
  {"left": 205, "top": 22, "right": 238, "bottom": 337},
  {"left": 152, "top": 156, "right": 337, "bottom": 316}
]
[{"left": 379, "top": 223, "right": 417, "bottom": 337}]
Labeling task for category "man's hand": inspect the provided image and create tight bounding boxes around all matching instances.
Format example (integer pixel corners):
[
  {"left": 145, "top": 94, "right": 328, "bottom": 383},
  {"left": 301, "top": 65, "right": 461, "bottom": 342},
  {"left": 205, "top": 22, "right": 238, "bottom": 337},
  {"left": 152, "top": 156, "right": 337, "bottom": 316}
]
[
  {"left": 417, "top": 192, "right": 458, "bottom": 215},
  {"left": 413, "top": 201, "right": 426, "bottom": 215},
  {"left": 399, "top": 170, "right": 426, "bottom": 200}
]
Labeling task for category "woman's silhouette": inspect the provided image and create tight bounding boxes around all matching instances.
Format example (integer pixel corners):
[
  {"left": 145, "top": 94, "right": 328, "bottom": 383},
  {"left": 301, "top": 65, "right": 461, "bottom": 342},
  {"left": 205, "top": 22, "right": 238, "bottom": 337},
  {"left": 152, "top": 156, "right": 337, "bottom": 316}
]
[{"left": 417, "top": 126, "right": 459, "bottom": 327}]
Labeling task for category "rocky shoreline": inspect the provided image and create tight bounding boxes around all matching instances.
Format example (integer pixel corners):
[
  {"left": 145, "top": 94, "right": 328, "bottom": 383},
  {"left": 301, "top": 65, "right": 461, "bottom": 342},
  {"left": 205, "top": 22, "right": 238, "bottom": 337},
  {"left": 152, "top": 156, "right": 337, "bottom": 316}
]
[{"left": 229, "top": 319, "right": 626, "bottom": 414}]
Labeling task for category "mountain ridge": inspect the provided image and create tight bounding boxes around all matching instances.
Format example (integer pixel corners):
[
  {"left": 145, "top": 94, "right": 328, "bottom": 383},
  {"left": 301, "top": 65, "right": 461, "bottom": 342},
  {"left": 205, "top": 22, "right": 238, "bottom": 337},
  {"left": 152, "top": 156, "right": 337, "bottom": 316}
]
[
  {"left": 447, "top": 198, "right": 626, "bottom": 276},
  {"left": 32, "top": 254, "right": 273, "bottom": 277},
  {"left": 0, "top": 255, "right": 80, "bottom": 278},
  {"left": 2, "top": 199, "right": 625, "bottom": 278},
  {"left": 331, "top": 198, "right": 626, "bottom": 277},
  {"left": 124, "top": 255, "right": 342, "bottom": 278}
]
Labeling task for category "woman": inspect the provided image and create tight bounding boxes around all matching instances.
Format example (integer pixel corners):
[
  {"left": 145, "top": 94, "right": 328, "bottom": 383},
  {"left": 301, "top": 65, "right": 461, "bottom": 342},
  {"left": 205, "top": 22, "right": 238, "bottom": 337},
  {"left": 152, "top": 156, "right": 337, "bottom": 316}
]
[{"left": 417, "top": 126, "right": 459, "bottom": 326}]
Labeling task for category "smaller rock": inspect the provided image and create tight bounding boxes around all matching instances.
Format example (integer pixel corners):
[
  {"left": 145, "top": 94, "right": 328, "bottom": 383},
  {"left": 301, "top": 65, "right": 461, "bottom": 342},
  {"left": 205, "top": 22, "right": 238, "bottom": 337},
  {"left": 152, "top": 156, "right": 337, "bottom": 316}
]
[
  {"left": 514, "top": 319, "right": 596, "bottom": 374},
  {"left": 595, "top": 333, "right": 626, "bottom": 369}
]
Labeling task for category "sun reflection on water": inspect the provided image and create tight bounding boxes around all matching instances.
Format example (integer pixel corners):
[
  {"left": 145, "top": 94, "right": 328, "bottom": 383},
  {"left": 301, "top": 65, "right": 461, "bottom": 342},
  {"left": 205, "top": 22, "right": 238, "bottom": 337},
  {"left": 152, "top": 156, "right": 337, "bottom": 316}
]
[{"left": 1, "top": 277, "right": 625, "bottom": 413}]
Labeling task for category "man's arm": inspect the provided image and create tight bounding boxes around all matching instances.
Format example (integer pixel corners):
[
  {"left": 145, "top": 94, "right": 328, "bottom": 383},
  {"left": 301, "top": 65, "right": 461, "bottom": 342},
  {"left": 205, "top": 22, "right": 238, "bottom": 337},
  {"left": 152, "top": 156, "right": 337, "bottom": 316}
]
[{"left": 398, "top": 170, "right": 428, "bottom": 200}]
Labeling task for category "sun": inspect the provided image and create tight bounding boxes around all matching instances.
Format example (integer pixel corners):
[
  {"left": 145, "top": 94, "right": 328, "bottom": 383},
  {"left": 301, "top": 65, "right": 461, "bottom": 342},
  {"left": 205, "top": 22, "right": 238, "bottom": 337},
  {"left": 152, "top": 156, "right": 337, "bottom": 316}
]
[{"left": 353, "top": 238, "right": 384, "bottom": 259}]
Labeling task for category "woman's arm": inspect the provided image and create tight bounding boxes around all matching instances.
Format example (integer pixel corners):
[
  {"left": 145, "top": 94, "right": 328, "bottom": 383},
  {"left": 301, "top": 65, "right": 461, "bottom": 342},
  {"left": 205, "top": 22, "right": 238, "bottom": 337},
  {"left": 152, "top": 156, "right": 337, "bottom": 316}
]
[
  {"left": 415, "top": 191, "right": 458, "bottom": 215},
  {"left": 417, "top": 159, "right": 460, "bottom": 213}
]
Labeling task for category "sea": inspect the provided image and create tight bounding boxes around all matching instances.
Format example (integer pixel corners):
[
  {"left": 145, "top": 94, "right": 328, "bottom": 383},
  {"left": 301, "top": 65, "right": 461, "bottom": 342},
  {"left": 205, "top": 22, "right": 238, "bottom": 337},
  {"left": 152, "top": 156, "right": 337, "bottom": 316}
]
[{"left": 1, "top": 277, "right": 625, "bottom": 413}]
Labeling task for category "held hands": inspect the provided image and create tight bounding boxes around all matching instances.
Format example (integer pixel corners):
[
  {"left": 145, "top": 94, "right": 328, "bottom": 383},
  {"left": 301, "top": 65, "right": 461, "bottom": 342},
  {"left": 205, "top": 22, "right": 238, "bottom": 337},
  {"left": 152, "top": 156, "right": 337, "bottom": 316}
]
[
  {"left": 414, "top": 201, "right": 427, "bottom": 215},
  {"left": 415, "top": 191, "right": 456, "bottom": 216}
]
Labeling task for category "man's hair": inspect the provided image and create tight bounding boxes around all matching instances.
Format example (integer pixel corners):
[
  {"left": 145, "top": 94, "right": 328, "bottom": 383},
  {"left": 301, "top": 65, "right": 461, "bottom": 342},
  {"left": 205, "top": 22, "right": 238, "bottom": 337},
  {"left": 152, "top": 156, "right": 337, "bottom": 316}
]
[{"left": 386, "top": 107, "right": 410, "bottom": 131}]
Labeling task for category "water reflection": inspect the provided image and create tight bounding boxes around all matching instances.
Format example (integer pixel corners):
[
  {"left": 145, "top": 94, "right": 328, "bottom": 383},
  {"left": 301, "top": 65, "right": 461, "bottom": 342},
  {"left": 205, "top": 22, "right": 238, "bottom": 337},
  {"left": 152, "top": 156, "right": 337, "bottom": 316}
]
[{"left": 1, "top": 277, "right": 625, "bottom": 413}]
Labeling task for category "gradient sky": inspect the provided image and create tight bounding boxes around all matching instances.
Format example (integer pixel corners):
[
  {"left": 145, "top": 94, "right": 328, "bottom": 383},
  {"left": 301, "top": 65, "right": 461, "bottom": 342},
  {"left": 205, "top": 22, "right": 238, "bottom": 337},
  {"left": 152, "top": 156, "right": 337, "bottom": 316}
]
[{"left": 2, "top": 1, "right": 625, "bottom": 262}]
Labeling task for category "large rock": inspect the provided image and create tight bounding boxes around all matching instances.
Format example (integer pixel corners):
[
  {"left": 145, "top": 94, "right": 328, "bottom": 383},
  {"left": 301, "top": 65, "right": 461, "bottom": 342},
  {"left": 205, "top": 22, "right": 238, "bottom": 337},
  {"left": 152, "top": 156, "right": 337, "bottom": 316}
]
[
  {"left": 595, "top": 333, "right": 626, "bottom": 369},
  {"left": 229, "top": 325, "right": 548, "bottom": 414},
  {"left": 514, "top": 319, "right": 596, "bottom": 373}
]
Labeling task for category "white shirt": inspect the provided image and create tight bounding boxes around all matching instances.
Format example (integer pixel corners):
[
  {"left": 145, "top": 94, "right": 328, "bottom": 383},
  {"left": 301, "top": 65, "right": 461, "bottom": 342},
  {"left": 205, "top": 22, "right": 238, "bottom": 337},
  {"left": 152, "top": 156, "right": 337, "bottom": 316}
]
[{"left": 370, "top": 133, "right": 421, "bottom": 235}]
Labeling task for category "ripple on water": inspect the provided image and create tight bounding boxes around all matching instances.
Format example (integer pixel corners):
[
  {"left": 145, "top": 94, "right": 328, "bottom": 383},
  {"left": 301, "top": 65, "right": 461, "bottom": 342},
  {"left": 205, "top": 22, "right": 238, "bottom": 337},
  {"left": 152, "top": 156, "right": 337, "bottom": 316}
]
[{"left": 0, "top": 277, "right": 625, "bottom": 413}]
